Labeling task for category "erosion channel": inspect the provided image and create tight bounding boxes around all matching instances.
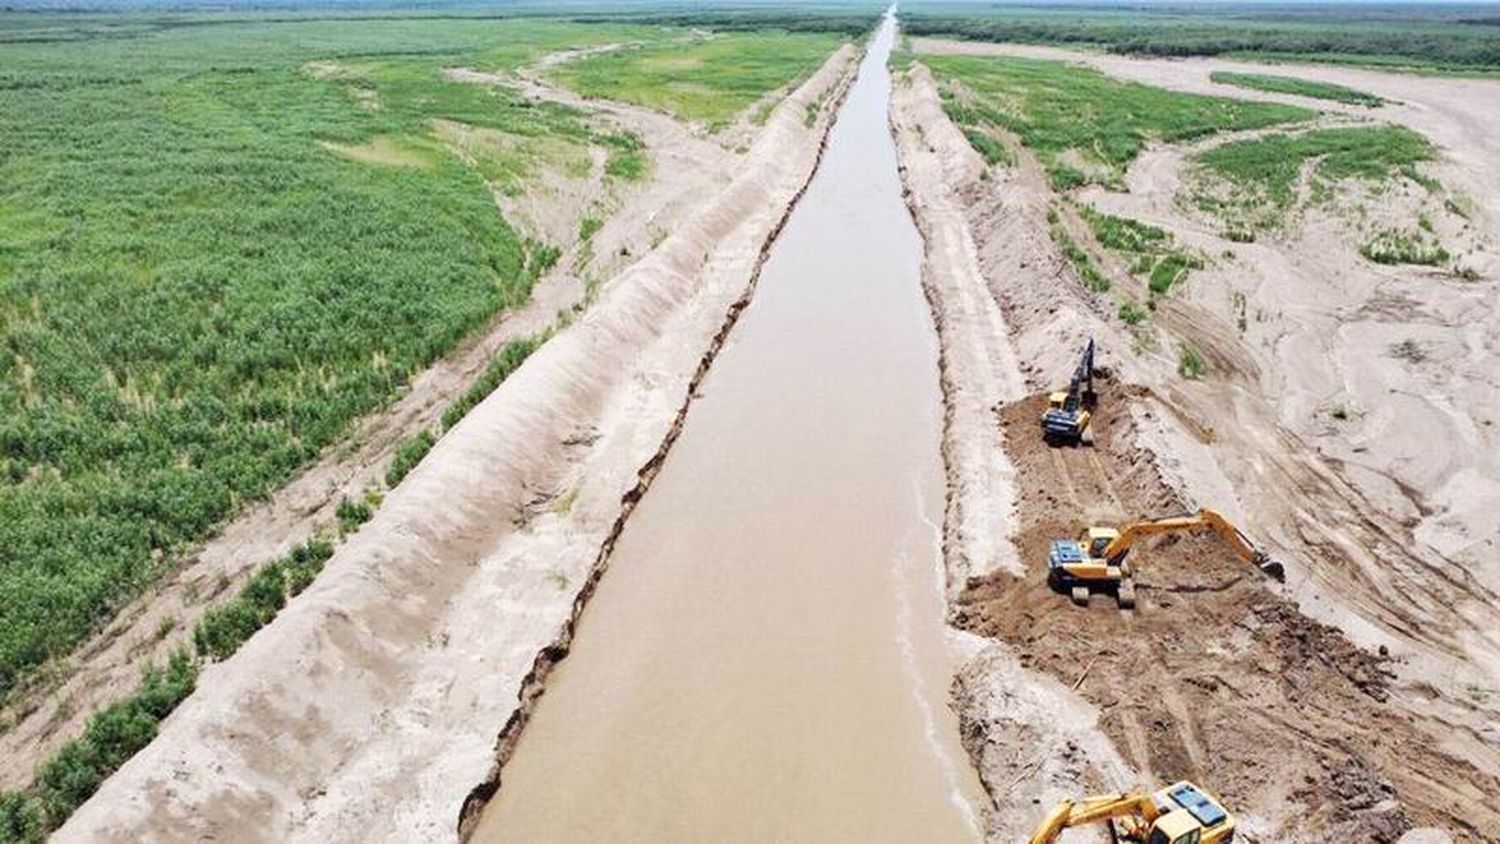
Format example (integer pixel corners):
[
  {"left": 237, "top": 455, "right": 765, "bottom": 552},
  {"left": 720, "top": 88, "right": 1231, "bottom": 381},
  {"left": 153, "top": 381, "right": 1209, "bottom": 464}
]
[{"left": 467, "top": 12, "right": 987, "bottom": 842}]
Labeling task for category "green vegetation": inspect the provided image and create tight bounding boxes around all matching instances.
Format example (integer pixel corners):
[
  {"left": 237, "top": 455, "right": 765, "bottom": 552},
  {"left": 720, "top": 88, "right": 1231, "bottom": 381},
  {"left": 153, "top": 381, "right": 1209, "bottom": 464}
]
[
  {"left": 193, "top": 539, "right": 334, "bottom": 662},
  {"left": 441, "top": 336, "right": 545, "bottom": 431},
  {"left": 1178, "top": 344, "right": 1208, "bottom": 379},
  {"left": 1, "top": 650, "right": 196, "bottom": 840},
  {"left": 922, "top": 54, "right": 1311, "bottom": 188},
  {"left": 0, "top": 534, "right": 333, "bottom": 840},
  {"left": 1117, "top": 301, "right": 1148, "bottom": 325},
  {"left": 1194, "top": 125, "right": 1435, "bottom": 230},
  {"left": 902, "top": 5, "right": 1500, "bottom": 74},
  {"left": 1048, "top": 214, "right": 1110, "bottom": 293},
  {"left": 578, "top": 8, "right": 879, "bottom": 39},
  {"left": 0, "top": 14, "right": 675, "bottom": 700},
  {"left": 1361, "top": 228, "right": 1450, "bottom": 266},
  {"left": 549, "top": 30, "right": 847, "bottom": 128},
  {"left": 578, "top": 216, "right": 604, "bottom": 242},
  {"left": 1210, "top": 71, "right": 1383, "bottom": 106},
  {"left": 386, "top": 429, "right": 437, "bottom": 488},
  {"left": 961, "top": 127, "right": 1010, "bottom": 166},
  {"left": 1080, "top": 206, "right": 1202, "bottom": 296}
]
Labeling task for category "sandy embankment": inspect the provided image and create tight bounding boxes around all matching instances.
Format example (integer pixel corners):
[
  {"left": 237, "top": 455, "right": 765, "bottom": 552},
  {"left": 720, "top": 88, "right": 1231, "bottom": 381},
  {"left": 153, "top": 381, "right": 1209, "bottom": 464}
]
[
  {"left": 892, "top": 51, "right": 1500, "bottom": 840},
  {"left": 55, "top": 44, "right": 858, "bottom": 842},
  {"left": 890, "top": 63, "right": 1137, "bottom": 839}
]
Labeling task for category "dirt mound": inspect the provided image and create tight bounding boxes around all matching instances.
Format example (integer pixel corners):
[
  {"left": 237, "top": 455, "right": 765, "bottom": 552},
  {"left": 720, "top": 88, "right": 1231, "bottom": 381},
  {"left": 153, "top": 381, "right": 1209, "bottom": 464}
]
[{"left": 951, "top": 388, "right": 1500, "bottom": 841}]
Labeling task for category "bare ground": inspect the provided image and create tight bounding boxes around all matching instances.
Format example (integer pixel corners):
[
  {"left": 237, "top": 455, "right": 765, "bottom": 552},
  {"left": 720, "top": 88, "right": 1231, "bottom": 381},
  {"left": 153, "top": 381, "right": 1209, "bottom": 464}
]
[
  {"left": 47, "top": 45, "right": 858, "bottom": 842},
  {"left": 892, "top": 47, "right": 1500, "bottom": 842}
]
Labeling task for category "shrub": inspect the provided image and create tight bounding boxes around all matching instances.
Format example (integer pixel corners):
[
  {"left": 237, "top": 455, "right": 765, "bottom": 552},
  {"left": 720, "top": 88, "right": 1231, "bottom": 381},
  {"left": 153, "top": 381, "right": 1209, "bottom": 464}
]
[
  {"left": 193, "top": 540, "right": 334, "bottom": 661},
  {"left": 386, "top": 429, "right": 437, "bottom": 488},
  {"left": 1178, "top": 344, "right": 1207, "bottom": 379},
  {"left": 441, "top": 336, "right": 545, "bottom": 431},
  {"left": 1118, "top": 301, "right": 1148, "bottom": 325}
]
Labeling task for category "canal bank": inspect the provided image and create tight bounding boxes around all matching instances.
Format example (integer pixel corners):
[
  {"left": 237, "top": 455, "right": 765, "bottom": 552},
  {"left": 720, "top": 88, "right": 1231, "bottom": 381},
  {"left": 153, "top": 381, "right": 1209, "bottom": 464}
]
[{"left": 467, "top": 11, "right": 986, "bottom": 843}]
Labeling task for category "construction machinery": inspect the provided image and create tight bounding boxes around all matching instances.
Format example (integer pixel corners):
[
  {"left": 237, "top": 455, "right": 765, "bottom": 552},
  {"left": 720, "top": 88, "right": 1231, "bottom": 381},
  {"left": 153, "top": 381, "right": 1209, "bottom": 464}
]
[
  {"left": 1029, "top": 780, "right": 1236, "bottom": 844},
  {"left": 1041, "top": 338, "right": 1097, "bottom": 444},
  {"left": 1048, "top": 508, "right": 1287, "bottom": 609}
]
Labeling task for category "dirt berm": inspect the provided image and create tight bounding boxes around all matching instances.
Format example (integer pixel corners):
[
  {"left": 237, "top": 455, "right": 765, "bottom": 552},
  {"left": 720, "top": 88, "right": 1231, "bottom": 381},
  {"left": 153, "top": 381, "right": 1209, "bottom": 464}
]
[
  {"left": 959, "top": 388, "right": 1500, "bottom": 841},
  {"left": 55, "top": 45, "right": 858, "bottom": 843}
]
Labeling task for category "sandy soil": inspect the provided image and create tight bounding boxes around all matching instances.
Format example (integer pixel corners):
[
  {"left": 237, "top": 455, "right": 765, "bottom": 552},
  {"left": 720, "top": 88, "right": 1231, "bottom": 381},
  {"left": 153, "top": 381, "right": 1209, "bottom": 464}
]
[
  {"left": 0, "top": 45, "right": 748, "bottom": 790},
  {"left": 921, "top": 38, "right": 1500, "bottom": 743},
  {"left": 891, "top": 47, "right": 1500, "bottom": 841},
  {"left": 49, "top": 45, "right": 857, "bottom": 841}
]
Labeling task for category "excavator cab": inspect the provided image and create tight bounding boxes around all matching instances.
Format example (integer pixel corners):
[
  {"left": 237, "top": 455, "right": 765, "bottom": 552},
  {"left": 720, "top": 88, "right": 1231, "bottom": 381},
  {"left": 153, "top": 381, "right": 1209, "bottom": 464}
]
[
  {"left": 1148, "top": 811, "right": 1204, "bottom": 844},
  {"left": 1028, "top": 779, "right": 1235, "bottom": 844},
  {"left": 1041, "top": 339, "right": 1097, "bottom": 444},
  {"left": 1084, "top": 527, "right": 1120, "bottom": 559}
]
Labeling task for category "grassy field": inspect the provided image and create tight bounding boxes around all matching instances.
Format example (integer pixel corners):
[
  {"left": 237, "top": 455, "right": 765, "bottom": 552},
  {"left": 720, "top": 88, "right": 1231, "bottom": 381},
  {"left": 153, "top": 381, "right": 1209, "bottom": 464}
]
[
  {"left": 0, "top": 10, "right": 840, "bottom": 703},
  {"left": 548, "top": 30, "right": 849, "bottom": 127},
  {"left": 918, "top": 54, "right": 1312, "bottom": 188},
  {"left": 902, "top": 3, "right": 1500, "bottom": 74},
  {"left": 1193, "top": 125, "right": 1435, "bottom": 231},
  {"left": 1210, "top": 71, "right": 1384, "bottom": 106}
]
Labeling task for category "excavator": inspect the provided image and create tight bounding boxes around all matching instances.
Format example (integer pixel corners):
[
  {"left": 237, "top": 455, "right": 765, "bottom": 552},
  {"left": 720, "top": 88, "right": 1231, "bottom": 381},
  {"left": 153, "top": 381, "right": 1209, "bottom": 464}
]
[
  {"left": 1041, "top": 338, "right": 1096, "bottom": 444},
  {"left": 1048, "top": 508, "right": 1287, "bottom": 609},
  {"left": 1029, "top": 780, "right": 1237, "bottom": 844}
]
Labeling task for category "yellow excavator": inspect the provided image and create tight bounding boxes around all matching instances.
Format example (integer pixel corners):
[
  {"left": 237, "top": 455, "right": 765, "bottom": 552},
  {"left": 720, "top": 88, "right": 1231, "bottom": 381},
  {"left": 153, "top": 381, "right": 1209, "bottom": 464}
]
[
  {"left": 1041, "top": 338, "right": 1096, "bottom": 444},
  {"left": 1047, "top": 508, "right": 1286, "bottom": 609},
  {"left": 1030, "top": 780, "right": 1237, "bottom": 843}
]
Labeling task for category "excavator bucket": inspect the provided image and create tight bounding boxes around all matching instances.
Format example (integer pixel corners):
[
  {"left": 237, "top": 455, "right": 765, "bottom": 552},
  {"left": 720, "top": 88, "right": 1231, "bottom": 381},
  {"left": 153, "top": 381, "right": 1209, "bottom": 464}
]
[{"left": 1257, "top": 555, "right": 1286, "bottom": 582}]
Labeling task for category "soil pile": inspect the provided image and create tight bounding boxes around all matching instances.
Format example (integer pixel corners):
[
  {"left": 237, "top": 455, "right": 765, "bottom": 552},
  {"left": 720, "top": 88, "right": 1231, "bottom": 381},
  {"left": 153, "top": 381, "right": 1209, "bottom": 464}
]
[{"left": 953, "top": 388, "right": 1500, "bottom": 841}]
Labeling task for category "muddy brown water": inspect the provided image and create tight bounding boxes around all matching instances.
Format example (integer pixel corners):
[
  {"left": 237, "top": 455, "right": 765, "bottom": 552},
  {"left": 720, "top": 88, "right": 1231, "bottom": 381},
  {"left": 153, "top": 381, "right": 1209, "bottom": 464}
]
[{"left": 471, "top": 14, "right": 985, "bottom": 842}]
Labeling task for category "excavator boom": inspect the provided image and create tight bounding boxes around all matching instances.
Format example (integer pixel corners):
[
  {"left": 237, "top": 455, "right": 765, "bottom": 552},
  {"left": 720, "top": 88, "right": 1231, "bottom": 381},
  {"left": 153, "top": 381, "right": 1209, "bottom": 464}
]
[{"left": 1100, "top": 508, "right": 1285, "bottom": 581}]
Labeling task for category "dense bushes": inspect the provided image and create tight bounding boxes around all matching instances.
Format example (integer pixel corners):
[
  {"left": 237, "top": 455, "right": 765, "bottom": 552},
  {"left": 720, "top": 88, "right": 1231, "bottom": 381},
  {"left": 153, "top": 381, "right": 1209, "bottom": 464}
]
[
  {"left": 902, "top": 9, "right": 1500, "bottom": 72},
  {"left": 0, "top": 17, "right": 638, "bottom": 698}
]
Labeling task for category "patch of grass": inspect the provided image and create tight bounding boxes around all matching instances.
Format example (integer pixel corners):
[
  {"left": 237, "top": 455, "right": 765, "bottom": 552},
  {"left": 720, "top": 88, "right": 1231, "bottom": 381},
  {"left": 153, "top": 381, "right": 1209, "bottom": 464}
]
[
  {"left": 192, "top": 539, "right": 333, "bottom": 662},
  {"left": 1, "top": 528, "right": 335, "bottom": 839},
  {"left": 921, "top": 54, "right": 1312, "bottom": 188},
  {"left": 1210, "top": 71, "right": 1383, "bottom": 106},
  {"left": 386, "top": 429, "right": 437, "bottom": 488},
  {"left": 1049, "top": 217, "right": 1110, "bottom": 293},
  {"left": 1080, "top": 206, "right": 1201, "bottom": 295},
  {"left": 1195, "top": 125, "right": 1435, "bottom": 230},
  {"left": 0, "top": 649, "right": 196, "bottom": 839},
  {"left": 335, "top": 491, "right": 379, "bottom": 535},
  {"left": 441, "top": 335, "right": 546, "bottom": 432},
  {"left": 578, "top": 216, "right": 603, "bottom": 242},
  {"left": 1117, "top": 300, "right": 1148, "bottom": 325},
  {"left": 960, "top": 126, "right": 1010, "bottom": 166},
  {"left": 549, "top": 30, "right": 846, "bottom": 129},
  {"left": 1361, "top": 228, "right": 1450, "bottom": 265},
  {"left": 1178, "top": 343, "right": 1207, "bottom": 379},
  {"left": 601, "top": 131, "right": 648, "bottom": 181}
]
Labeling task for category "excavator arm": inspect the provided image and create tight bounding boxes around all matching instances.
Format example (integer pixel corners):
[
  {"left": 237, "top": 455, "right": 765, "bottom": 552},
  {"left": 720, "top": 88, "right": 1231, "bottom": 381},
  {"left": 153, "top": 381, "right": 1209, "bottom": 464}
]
[
  {"left": 1029, "top": 792, "right": 1158, "bottom": 844},
  {"left": 1100, "top": 508, "right": 1285, "bottom": 581}
]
